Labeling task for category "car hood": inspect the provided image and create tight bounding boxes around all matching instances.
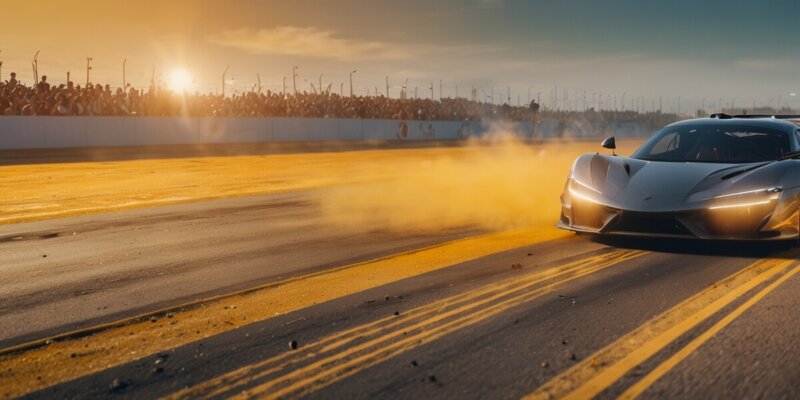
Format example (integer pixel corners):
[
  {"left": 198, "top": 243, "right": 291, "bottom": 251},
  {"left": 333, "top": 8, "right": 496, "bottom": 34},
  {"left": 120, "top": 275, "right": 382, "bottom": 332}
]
[{"left": 571, "top": 154, "right": 773, "bottom": 212}]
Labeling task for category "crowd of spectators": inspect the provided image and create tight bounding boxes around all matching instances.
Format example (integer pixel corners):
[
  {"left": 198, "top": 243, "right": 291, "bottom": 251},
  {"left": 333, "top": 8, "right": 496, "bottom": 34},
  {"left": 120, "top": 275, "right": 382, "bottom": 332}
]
[{"left": 0, "top": 72, "right": 680, "bottom": 129}]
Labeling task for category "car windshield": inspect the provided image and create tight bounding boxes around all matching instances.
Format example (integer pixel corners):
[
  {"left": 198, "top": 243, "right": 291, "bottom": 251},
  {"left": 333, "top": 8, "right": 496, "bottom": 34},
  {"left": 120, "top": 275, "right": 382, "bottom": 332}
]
[{"left": 632, "top": 124, "right": 793, "bottom": 163}]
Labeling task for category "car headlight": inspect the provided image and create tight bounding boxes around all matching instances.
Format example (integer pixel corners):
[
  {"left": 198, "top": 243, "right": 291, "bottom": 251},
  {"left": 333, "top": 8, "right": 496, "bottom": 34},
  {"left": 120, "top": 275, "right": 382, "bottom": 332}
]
[
  {"left": 708, "top": 187, "right": 782, "bottom": 210},
  {"left": 568, "top": 178, "right": 604, "bottom": 204}
]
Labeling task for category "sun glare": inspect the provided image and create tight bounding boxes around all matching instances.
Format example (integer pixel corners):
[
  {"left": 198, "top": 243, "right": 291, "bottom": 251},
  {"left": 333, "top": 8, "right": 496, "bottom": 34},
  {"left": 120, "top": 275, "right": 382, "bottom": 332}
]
[{"left": 168, "top": 68, "right": 193, "bottom": 93}]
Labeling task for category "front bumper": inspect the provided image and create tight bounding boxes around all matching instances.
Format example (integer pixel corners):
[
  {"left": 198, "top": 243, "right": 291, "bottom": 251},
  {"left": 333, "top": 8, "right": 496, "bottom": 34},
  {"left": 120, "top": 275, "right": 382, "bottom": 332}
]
[{"left": 559, "top": 193, "right": 800, "bottom": 241}]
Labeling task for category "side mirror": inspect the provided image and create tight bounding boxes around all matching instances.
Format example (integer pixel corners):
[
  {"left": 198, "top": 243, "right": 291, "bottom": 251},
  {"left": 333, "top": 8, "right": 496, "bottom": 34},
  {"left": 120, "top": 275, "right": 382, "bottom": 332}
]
[{"left": 601, "top": 136, "right": 616, "bottom": 155}]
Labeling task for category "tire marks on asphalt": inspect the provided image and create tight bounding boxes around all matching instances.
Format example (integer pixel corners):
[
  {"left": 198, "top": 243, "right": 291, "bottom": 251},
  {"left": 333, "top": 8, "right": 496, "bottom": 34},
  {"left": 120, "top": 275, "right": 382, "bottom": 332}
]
[
  {"left": 165, "top": 249, "right": 647, "bottom": 399},
  {"left": 526, "top": 256, "right": 797, "bottom": 400}
]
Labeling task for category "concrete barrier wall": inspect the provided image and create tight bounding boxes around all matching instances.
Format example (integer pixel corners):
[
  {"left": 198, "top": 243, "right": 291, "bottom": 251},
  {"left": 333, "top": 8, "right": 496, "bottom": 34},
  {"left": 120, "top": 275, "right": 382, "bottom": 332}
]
[{"left": 0, "top": 116, "right": 653, "bottom": 150}]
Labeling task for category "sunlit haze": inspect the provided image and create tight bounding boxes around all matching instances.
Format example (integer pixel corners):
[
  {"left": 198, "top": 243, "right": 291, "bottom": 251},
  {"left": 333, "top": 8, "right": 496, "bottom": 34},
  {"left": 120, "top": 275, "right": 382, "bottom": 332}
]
[
  {"left": 167, "top": 68, "right": 193, "bottom": 93},
  {"left": 1, "top": 0, "right": 797, "bottom": 112}
]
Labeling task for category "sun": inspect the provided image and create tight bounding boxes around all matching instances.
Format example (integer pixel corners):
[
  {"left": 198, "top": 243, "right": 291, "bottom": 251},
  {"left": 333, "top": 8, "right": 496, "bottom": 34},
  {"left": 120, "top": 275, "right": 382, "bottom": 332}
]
[{"left": 168, "top": 68, "right": 193, "bottom": 93}]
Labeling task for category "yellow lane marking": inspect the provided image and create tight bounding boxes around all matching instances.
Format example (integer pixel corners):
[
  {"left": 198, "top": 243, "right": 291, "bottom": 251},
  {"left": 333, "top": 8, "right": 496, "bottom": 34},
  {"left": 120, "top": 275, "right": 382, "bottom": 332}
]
[
  {"left": 0, "top": 227, "right": 568, "bottom": 399},
  {"left": 620, "top": 261, "right": 800, "bottom": 399},
  {"left": 167, "top": 250, "right": 635, "bottom": 400},
  {"left": 526, "top": 257, "right": 796, "bottom": 400},
  {"left": 165, "top": 250, "right": 648, "bottom": 399}
]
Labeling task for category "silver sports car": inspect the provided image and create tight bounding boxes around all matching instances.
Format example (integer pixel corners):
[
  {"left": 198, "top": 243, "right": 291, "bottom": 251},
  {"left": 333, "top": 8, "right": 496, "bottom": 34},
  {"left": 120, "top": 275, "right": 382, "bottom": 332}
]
[{"left": 558, "top": 114, "right": 800, "bottom": 241}]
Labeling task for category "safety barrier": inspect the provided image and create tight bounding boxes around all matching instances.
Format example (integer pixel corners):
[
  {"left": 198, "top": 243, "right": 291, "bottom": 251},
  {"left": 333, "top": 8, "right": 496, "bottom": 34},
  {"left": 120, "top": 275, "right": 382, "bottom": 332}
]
[{"left": 0, "top": 116, "right": 652, "bottom": 150}]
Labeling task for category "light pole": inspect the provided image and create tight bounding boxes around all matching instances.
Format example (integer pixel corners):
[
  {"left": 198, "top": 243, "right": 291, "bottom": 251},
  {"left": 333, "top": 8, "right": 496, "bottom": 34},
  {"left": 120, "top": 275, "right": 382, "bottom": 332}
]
[
  {"left": 318, "top": 74, "right": 323, "bottom": 94},
  {"left": 222, "top": 65, "right": 229, "bottom": 97},
  {"left": 122, "top": 58, "right": 127, "bottom": 89},
  {"left": 257, "top": 73, "right": 262, "bottom": 93},
  {"left": 282, "top": 76, "right": 286, "bottom": 96},
  {"left": 349, "top": 70, "right": 357, "bottom": 97},
  {"left": 386, "top": 76, "right": 389, "bottom": 98},
  {"left": 621, "top": 92, "right": 626, "bottom": 111},
  {"left": 292, "top": 66, "right": 298, "bottom": 95},
  {"left": 507, "top": 86, "right": 510, "bottom": 104},
  {"left": 33, "top": 50, "right": 40, "bottom": 84},
  {"left": 85, "top": 57, "right": 92, "bottom": 87}
]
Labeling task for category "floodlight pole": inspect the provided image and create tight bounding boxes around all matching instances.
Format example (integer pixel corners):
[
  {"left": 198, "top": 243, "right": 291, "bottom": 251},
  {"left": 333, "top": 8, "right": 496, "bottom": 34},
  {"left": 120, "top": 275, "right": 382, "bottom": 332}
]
[
  {"left": 257, "top": 73, "right": 262, "bottom": 93},
  {"left": 292, "top": 66, "right": 298, "bottom": 95},
  {"left": 385, "top": 76, "right": 389, "bottom": 97},
  {"left": 33, "top": 50, "right": 40, "bottom": 84},
  {"left": 122, "top": 58, "right": 127, "bottom": 89},
  {"left": 282, "top": 76, "right": 286, "bottom": 96},
  {"left": 85, "top": 57, "right": 92, "bottom": 87},
  {"left": 222, "top": 65, "right": 229, "bottom": 97},
  {"left": 349, "top": 70, "right": 357, "bottom": 97}
]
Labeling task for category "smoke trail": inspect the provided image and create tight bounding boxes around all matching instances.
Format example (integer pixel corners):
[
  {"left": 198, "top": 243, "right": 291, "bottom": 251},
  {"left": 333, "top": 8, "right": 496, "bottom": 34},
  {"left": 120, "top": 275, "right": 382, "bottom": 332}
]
[{"left": 320, "top": 128, "right": 611, "bottom": 232}]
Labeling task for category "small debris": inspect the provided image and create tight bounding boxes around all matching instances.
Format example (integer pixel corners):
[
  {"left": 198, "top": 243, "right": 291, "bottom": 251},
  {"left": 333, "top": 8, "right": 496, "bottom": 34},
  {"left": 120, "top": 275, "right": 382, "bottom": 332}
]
[
  {"left": 540, "top": 362, "right": 549, "bottom": 368},
  {"left": 428, "top": 375, "right": 437, "bottom": 383},
  {"left": 385, "top": 296, "right": 390, "bottom": 301},
  {"left": 150, "top": 316, "right": 157, "bottom": 323},
  {"left": 527, "top": 253, "right": 533, "bottom": 256},
  {"left": 70, "top": 353, "right": 77, "bottom": 358},
  {"left": 109, "top": 378, "right": 127, "bottom": 392},
  {"left": 42, "top": 254, "right": 47, "bottom": 258},
  {"left": 570, "top": 353, "right": 577, "bottom": 361},
  {"left": 511, "top": 263, "right": 523, "bottom": 270},
  {"left": 411, "top": 360, "right": 419, "bottom": 367},
  {"left": 393, "top": 311, "right": 400, "bottom": 316},
  {"left": 289, "top": 340, "right": 299, "bottom": 350},
  {"left": 152, "top": 367, "right": 165, "bottom": 375}
]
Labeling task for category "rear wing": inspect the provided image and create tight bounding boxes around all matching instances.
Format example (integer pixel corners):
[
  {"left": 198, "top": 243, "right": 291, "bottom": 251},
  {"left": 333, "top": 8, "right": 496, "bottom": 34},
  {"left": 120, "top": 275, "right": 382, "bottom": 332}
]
[{"left": 710, "top": 113, "right": 800, "bottom": 120}]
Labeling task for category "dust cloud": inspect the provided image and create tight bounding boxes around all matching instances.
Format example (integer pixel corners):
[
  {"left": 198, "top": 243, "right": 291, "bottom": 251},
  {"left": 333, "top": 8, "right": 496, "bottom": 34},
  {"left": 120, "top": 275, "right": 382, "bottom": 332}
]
[{"left": 321, "top": 130, "right": 605, "bottom": 232}]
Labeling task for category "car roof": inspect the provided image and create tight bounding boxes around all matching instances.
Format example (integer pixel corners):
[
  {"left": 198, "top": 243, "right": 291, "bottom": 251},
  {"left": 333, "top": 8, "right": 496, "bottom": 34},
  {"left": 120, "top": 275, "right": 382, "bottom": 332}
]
[{"left": 667, "top": 117, "right": 800, "bottom": 132}]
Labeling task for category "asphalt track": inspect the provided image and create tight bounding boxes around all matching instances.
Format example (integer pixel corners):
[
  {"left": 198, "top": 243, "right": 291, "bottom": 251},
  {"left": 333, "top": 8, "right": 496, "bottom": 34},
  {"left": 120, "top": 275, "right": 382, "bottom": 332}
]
[{"left": 3, "top": 151, "right": 800, "bottom": 399}]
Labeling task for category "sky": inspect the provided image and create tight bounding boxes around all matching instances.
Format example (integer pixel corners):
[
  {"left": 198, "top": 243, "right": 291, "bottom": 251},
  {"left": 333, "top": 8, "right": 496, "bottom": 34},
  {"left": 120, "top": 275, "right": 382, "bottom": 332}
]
[{"left": 0, "top": 0, "right": 797, "bottom": 112}]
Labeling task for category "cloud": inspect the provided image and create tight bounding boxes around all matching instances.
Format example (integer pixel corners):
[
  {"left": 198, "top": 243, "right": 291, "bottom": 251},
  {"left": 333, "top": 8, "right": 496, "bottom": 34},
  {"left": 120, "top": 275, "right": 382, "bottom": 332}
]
[
  {"left": 208, "top": 26, "right": 414, "bottom": 61},
  {"left": 474, "top": 0, "right": 505, "bottom": 8},
  {"left": 734, "top": 58, "right": 796, "bottom": 71},
  {"left": 208, "top": 26, "right": 503, "bottom": 62}
]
